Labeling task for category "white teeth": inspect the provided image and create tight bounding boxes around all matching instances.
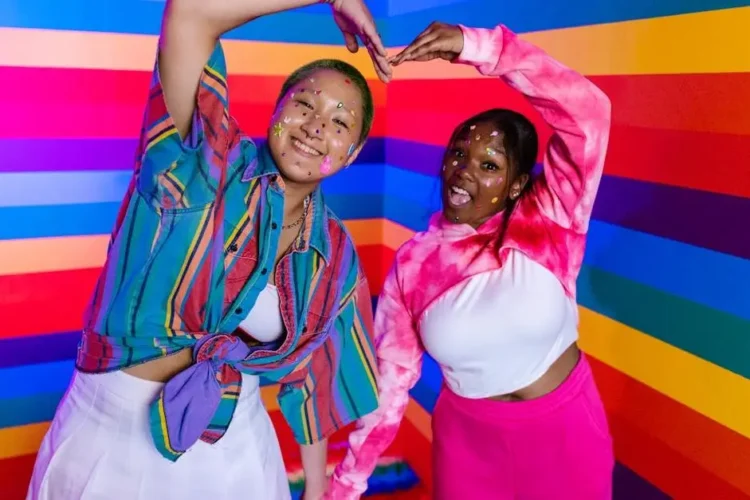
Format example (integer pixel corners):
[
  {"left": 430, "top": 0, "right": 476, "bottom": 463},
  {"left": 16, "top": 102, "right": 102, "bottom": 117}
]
[
  {"left": 451, "top": 186, "right": 469, "bottom": 195},
  {"left": 293, "top": 139, "right": 321, "bottom": 155}
]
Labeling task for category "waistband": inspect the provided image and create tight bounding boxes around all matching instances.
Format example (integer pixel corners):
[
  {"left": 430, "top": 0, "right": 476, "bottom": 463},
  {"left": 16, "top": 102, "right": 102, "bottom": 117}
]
[
  {"left": 72, "top": 369, "right": 262, "bottom": 407},
  {"left": 439, "top": 353, "right": 594, "bottom": 421}
]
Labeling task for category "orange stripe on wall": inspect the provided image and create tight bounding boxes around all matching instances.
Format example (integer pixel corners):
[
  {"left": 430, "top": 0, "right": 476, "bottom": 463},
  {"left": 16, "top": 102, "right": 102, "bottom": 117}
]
[{"left": 590, "top": 356, "right": 750, "bottom": 497}]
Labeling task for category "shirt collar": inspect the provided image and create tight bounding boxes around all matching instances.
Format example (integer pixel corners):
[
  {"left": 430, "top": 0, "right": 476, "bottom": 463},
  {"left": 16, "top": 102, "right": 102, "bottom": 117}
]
[
  {"left": 428, "top": 209, "right": 507, "bottom": 239},
  {"left": 243, "top": 144, "right": 331, "bottom": 263}
]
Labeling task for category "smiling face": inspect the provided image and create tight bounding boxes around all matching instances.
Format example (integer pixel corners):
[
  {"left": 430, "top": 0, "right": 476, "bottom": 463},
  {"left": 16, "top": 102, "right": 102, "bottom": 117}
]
[
  {"left": 442, "top": 120, "right": 530, "bottom": 228},
  {"left": 267, "top": 69, "right": 366, "bottom": 183}
]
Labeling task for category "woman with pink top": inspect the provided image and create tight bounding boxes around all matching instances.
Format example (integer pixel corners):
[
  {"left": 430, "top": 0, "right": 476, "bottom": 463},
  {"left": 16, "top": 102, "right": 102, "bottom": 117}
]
[{"left": 326, "top": 21, "right": 613, "bottom": 500}]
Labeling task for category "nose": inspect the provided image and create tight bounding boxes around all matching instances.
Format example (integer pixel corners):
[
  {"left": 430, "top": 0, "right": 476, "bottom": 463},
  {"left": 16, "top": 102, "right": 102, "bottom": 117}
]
[{"left": 300, "top": 114, "right": 324, "bottom": 140}]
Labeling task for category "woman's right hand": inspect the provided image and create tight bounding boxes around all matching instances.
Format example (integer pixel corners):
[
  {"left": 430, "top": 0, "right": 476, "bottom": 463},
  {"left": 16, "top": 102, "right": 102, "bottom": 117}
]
[
  {"left": 328, "top": 0, "right": 391, "bottom": 82},
  {"left": 389, "top": 21, "right": 464, "bottom": 66}
]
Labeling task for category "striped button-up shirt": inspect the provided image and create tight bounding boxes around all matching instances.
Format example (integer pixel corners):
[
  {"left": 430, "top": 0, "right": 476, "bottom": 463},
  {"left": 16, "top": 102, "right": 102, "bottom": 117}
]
[{"left": 75, "top": 42, "right": 379, "bottom": 461}]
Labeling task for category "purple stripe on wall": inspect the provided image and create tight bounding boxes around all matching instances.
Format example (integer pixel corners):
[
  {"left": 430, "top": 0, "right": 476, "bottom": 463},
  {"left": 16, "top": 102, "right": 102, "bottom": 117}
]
[
  {"left": 0, "top": 331, "right": 80, "bottom": 369},
  {"left": 614, "top": 463, "right": 671, "bottom": 500},
  {"left": 593, "top": 175, "right": 750, "bottom": 260},
  {"left": 0, "top": 139, "right": 139, "bottom": 173}
]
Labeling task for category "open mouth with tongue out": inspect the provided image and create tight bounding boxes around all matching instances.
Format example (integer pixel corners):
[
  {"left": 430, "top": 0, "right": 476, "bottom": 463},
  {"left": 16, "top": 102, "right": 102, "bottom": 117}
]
[{"left": 446, "top": 184, "right": 472, "bottom": 207}]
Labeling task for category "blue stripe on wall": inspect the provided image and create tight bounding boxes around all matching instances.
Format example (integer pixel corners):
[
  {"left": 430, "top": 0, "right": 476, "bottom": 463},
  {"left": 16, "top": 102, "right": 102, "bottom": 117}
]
[{"left": 0, "top": 0, "right": 389, "bottom": 41}]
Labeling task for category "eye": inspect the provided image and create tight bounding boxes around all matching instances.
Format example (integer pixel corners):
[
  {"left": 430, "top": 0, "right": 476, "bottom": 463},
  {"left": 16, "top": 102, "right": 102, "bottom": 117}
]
[
  {"left": 334, "top": 118, "right": 349, "bottom": 129},
  {"left": 452, "top": 148, "right": 465, "bottom": 158},
  {"left": 296, "top": 100, "right": 313, "bottom": 109},
  {"left": 482, "top": 162, "right": 499, "bottom": 171}
]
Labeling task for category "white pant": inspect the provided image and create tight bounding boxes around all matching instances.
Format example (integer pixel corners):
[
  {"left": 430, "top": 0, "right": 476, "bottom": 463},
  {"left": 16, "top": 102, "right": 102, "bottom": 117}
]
[{"left": 27, "top": 369, "right": 291, "bottom": 500}]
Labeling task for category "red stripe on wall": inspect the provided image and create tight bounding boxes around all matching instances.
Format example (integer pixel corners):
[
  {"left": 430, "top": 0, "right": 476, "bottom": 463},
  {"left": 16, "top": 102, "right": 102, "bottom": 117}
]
[
  {"left": 589, "top": 356, "right": 750, "bottom": 497},
  {"left": 0, "top": 268, "right": 100, "bottom": 339},
  {"left": 0, "top": 453, "right": 36, "bottom": 500},
  {"left": 389, "top": 74, "right": 750, "bottom": 136},
  {"left": 356, "top": 244, "right": 393, "bottom": 296},
  {"left": 0, "top": 67, "right": 387, "bottom": 139}
]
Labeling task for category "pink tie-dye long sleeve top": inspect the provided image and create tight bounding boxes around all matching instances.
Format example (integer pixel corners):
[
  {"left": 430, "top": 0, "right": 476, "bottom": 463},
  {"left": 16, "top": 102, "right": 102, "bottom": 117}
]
[{"left": 326, "top": 24, "right": 611, "bottom": 498}]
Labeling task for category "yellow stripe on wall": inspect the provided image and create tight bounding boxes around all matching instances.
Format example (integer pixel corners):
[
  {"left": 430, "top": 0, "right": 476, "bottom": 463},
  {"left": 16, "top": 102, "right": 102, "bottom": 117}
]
[
  {"left": 0, "top": 28, "right": 380, "bottom": 78},
  {"left": 391, "top": 6, "right": 750, "bottom": 79}
]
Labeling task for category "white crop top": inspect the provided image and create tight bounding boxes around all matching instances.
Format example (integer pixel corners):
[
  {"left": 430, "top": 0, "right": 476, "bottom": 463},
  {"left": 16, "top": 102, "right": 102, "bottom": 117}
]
[
  {"left": 237, "top": 284, "right": 285, "bottom": 343},
  {"left": 419, "top": 250, "right": 578, "bottom": 398}
]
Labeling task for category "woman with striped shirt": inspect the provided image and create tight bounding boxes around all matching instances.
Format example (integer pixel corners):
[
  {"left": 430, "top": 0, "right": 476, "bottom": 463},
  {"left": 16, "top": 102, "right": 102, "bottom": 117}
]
[{"left": 27, "top": 1, "right": 389, "bottom": 499}]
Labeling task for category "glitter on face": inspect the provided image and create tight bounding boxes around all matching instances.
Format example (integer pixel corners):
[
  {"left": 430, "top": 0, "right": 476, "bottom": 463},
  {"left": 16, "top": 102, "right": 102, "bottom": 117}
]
[
  {"left": 272, "top": 123, "right": 283, "bottom": 137},
  {"left": 491, "top": 197, "right": 499, "bottom": 203},
  {"left": 470, "top": 125, "right": 476, "bottom": 130},
  {"left": 491, "top": 131, "right": 499, "bottom": 137},
  {"left": 320, "top": 155, "right": 332, "bottom": 174},
  {"left": 452, "top": 160, "right": 458, "bottom": 166},
  {"left": 347, "top": 144, "right": 355, "bottom": 156},
  {"left": 309, "top": 78, "right": 315, "bottom": 83},
  {"left": 337, "top": 102, "right": 344, "bottom": 108},
  {"left": 475, "top": 135, "right": 481, "bottom": 140},
  {"left": 283, "top": 116, "right": 291, "bottom": 124},
  {"left": 486, "top": 147, "right": 495, "bottom": 155}
]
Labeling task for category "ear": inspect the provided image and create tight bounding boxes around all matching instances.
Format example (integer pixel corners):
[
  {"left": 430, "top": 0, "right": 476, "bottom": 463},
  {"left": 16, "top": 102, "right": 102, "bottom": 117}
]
[
  {"left": 344, "top": 140, "right": 366, "bottom": 167},
  {"left": 509, "top": 173, "right": 530, "bottom": 200}
]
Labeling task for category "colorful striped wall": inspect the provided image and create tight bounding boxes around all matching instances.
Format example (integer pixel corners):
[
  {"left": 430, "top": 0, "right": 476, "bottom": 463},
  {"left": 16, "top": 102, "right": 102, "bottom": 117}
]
[{"left": 1, "top": 0, "right": 748, "bottom": 498}]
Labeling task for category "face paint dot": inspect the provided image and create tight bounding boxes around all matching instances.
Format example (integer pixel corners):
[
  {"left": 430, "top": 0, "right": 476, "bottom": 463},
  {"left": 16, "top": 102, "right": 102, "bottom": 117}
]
[
  {"left": 337, "top": 129, "right": 341, "bottom": 134},
  {"left": 337, "top": 102, "right": 344, "bottom": 108},
  {"left": 308, "top": 171, "right": 312, "bottom": 176},
  {"left": 344, "top": 78, "right": 351, "bottom": 84},
  {"left": 475, "top": 135, "right": 481, "bottom": 140},
  {"left": 302, "top": 112, "right": 307, "bottom": 116},
  {"left": 320, "top": 155, "right": 333, "bottom": 174},
  {"left": 491, "top": 197, "right": 499, "bottom": 203},
  {"left": 350, "top": 110, "right": 356, "bottom": 117},
  {"left": 283, "top": 116, "right": 291, "bottom": 124},
  {"left": 291, "top": 92, "right": 295, "bottom": 98},
  {"left": 315, "top": 129, "right": 320, "bottom": 134},
  {"left": 452, "top": 160, "right": 458, "bottom": 166},
  {"left": 309, "top": 78, "right": 315, "bottom": 83},
  {"left": 470, "top": 125, "right": 476, "bottom": 130},
  {"left": 491, "top": 131, "right": 499, "bottom": 137}
]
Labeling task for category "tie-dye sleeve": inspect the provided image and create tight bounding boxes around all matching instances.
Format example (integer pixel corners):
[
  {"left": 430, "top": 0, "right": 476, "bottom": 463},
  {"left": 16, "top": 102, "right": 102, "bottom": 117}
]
[
  {"left": 456, "top": 24, "right": 612, "bottom": 234},
  {"left": 326, "top": 262, "right": 424, "bottom": 499}
]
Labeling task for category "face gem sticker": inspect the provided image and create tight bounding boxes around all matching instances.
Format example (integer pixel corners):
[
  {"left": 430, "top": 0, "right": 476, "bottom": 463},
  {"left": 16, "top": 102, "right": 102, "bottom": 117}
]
[
  {"left": 491, "top": 197, "right": 499, "bottom": 203},
  {"left": 272, "top": 123, "right": 283, "bottom": 137},
  {"left": 470, "top": 125, "right": 476, "bottom": 130},
  {"left": 490, "top": 131, "right": 499, "bottom": 137},
  {"left": 452, "top": 160, "right": 458, "bottom": 166},
  {"left": 320, "top": 155, "right": 332, "bottom": 174},
  {"left": 347, "top": 143, "right": 355, "bottom": 156},
  {"left": 283, "top": 116, "right": 291, "bottom": 124},
  {"left": 337, "top": 102, "right": 344, "bottom": 108},
  {"left": 486, "top": 147, "right": 495, "bottom": 155}
]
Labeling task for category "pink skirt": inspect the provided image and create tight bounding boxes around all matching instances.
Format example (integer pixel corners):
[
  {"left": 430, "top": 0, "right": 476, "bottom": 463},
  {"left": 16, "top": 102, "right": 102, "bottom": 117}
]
[{"left": 432, "top": 354, "right": 614, "bottom": 499}]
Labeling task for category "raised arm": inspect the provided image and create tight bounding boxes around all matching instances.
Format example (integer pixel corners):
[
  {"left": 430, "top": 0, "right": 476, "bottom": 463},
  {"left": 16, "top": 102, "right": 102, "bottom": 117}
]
[
  {"left": 456, "top": 24, "right": 611, "bottom": 233},
  {"left": 326, "top": 262, "right": 424, "bottom": 499}
]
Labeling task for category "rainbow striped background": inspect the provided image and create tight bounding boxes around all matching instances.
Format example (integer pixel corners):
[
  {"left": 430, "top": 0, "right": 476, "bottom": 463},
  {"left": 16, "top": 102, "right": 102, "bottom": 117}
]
[{"left": 1, "top": 1, "right": 749, "bottom": 498}]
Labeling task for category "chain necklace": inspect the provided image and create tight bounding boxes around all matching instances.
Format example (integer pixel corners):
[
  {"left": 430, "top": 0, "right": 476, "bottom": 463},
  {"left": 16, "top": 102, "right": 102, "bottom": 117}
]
[{"left": 282, "top": 196, "right": 310, "bottom": 230}]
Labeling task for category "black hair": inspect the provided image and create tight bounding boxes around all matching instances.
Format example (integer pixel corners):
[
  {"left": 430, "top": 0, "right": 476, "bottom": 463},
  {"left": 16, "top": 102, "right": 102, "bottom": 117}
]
[
  {"left": 276, "top": 59, "right": 374, "bottom": 145},
  {"left": 449, "top": 108, "right": 539, "bottom": 242}
]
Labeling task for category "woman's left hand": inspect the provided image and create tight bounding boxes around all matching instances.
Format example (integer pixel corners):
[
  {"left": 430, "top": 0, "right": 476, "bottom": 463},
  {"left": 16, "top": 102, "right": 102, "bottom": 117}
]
[{"left": 389, "top": 21, "right": 464, "bottom": 65}]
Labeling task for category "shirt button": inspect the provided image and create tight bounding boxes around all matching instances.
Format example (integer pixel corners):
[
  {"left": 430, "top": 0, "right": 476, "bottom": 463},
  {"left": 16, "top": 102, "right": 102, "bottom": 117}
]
[
  {"left": 229, "top": 243, "right": 239, "bottom": 252},
  {"left": 235, "top": 307, "right": 243, "bottom": 314},
  {"left": 271, "top": 222, "right": 278, "bottom": 230},
  {"left": 261, "top": 268, "right": 267, "bottom": 275}
]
